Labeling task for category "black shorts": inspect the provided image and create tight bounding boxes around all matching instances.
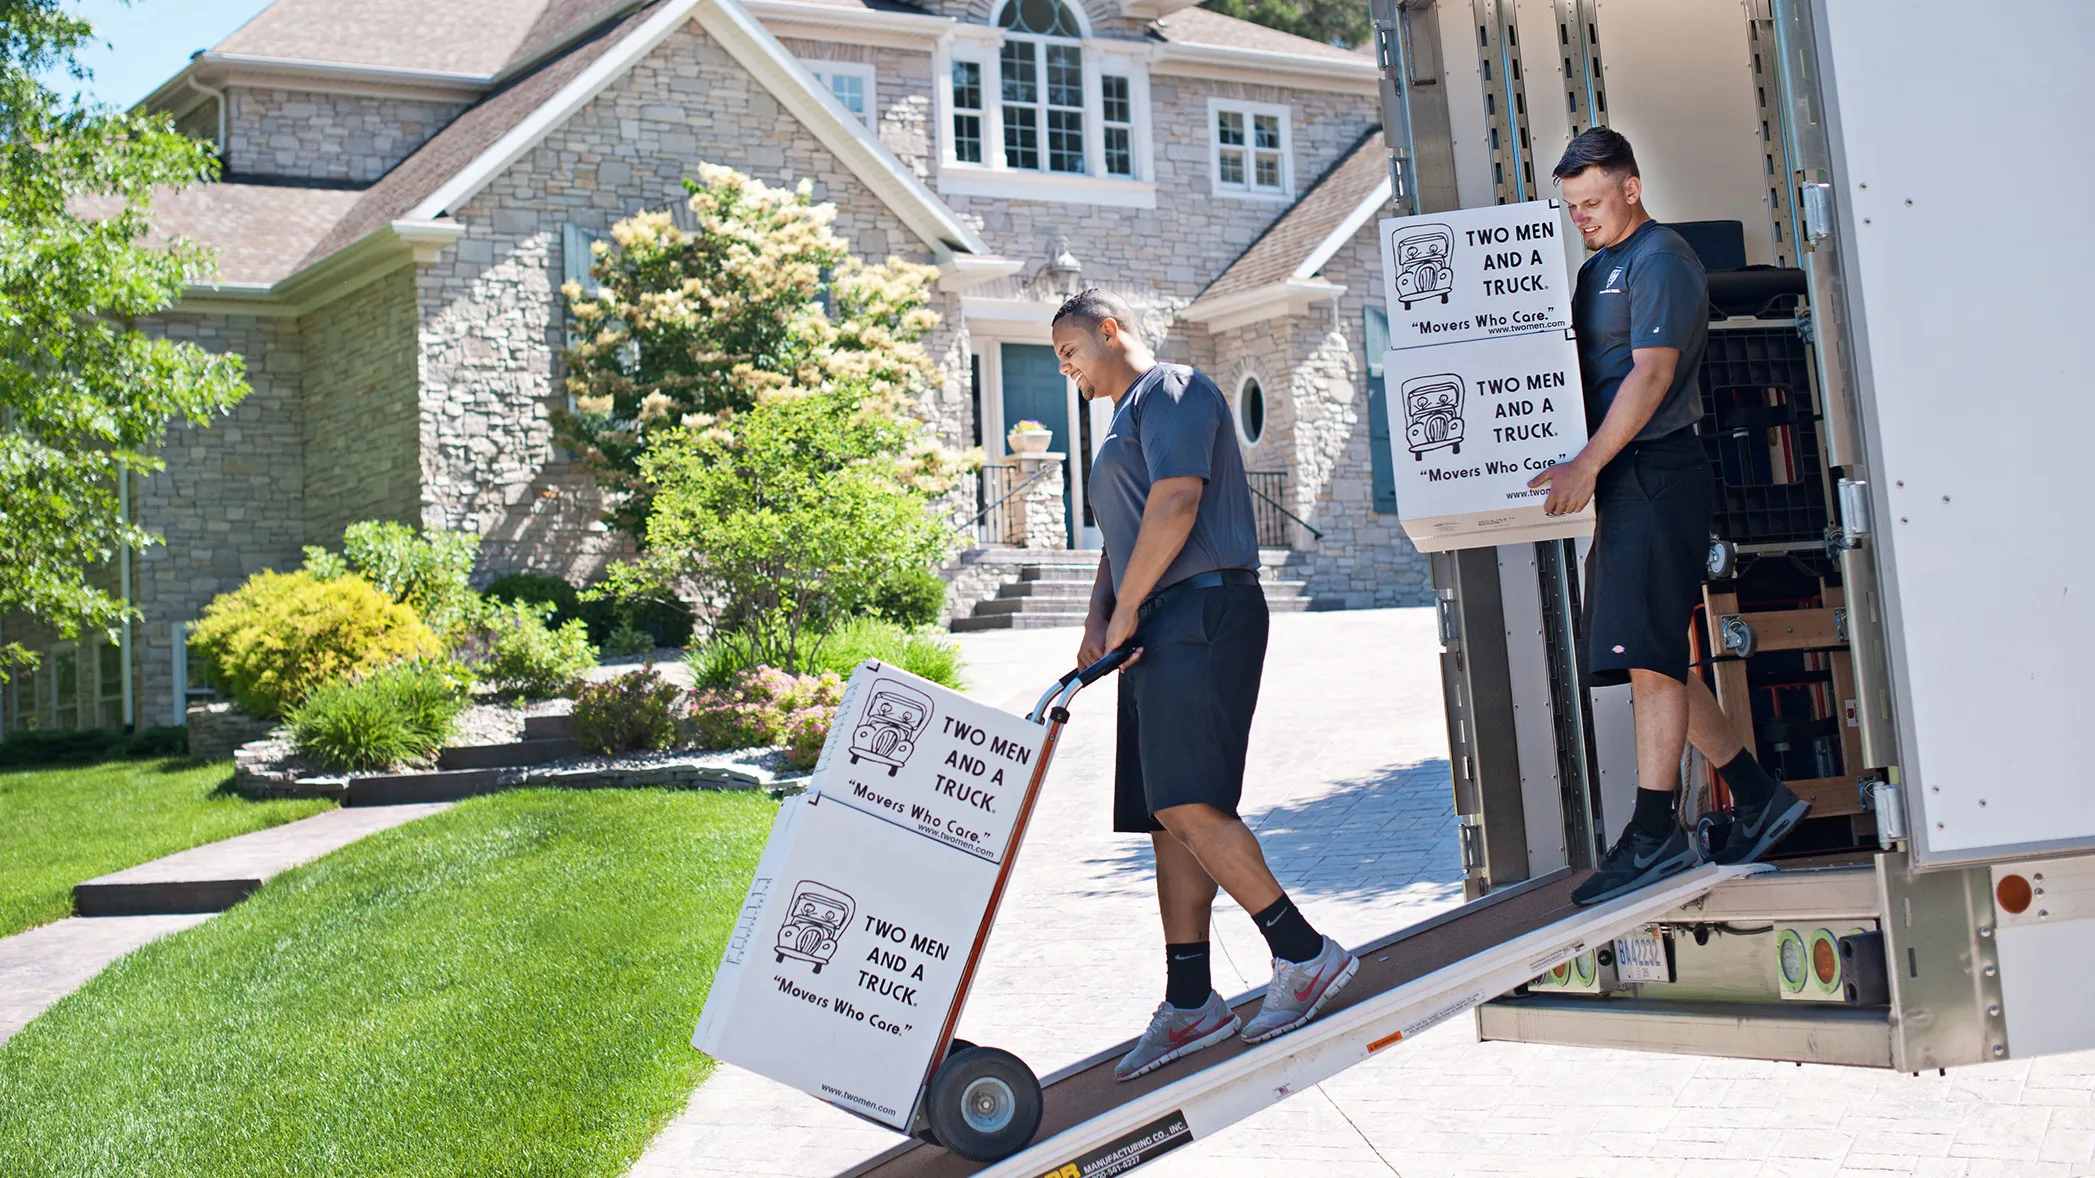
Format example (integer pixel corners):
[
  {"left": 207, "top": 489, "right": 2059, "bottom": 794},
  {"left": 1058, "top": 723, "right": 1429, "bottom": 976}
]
[
  {"left": 1113, "top": 582, "right": 1269, "bottom": 833},
  {"left": 1583, "top": 432, "right": 1713, "bottom": 688}
]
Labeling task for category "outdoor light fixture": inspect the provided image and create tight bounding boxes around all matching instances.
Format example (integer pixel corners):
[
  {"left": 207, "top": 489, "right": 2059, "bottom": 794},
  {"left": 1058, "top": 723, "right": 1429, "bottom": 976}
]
[{"left": 1036, "top": 238, "right": 1083, "bottom": 298}]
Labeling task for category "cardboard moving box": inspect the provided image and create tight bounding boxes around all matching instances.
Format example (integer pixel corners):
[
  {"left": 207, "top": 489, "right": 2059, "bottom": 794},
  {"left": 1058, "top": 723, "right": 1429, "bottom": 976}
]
[
  {"left": 694, "top": 662, "right": 1051, "bottom": 1131},
  {"left": 1378, "top": 199, "right": 1594, "bottom": 552}
]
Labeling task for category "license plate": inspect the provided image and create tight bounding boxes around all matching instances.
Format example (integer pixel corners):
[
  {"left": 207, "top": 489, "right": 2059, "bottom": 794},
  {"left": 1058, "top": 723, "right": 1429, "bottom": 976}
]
[{"left": 1612, "top": 927, "right": 1672, "bottom": 983}]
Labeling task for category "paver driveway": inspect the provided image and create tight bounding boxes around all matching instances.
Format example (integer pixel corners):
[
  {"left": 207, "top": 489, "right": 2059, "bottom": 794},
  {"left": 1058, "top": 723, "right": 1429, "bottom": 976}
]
[{"left": 633, "top": 608, "right": 2095, "bottom": 1178}]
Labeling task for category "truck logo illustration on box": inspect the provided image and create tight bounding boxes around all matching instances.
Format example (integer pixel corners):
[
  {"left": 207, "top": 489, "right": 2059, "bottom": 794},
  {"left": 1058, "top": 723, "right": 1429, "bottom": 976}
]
[
  {"left": 849, "top": 680, "right": 934, "bottom": 776},
  {"left": 1390, "top": 224, "right": 1454, "bottom": 310},
  {"left": 1379, "top": 200, "right": 1577, "bottom": 349},
  {"left": 775, "top": 880, "right": 855, "bottom": 973},
  {"left": 1401, "top": 373, "right": 1465, "bottom": 459}
]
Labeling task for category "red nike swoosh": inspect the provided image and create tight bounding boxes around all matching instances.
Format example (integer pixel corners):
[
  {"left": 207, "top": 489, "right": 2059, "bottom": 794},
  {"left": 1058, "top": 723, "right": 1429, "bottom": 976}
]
[
  {"left": 1292, "top": 962, "right": 1332, "bottom": 1002},
  {"left": 1166, "top": 1018, "right": 1219, "bottom": 1046}
]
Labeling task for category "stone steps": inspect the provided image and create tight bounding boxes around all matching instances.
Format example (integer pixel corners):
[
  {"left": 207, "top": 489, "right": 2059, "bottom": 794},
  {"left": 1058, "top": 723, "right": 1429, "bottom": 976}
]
[
  {"left": 950, "top": 548, "right": 1314, "bottom": 631},
  {"left": 437, "top": 737, "right": 581, "bottom": 770}
]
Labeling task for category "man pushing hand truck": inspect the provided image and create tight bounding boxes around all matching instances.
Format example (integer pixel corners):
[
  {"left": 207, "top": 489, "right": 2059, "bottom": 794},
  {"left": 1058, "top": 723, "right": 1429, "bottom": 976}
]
[{"left": 1050, "top": 288, "right": 1357, "bottom": 1081}]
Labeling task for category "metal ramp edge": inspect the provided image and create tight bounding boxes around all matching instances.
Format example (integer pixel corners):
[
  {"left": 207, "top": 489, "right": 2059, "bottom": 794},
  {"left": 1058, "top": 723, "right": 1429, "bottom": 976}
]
[{"left": 839, "top": 862, "right": 1770, "bottom": 1178}]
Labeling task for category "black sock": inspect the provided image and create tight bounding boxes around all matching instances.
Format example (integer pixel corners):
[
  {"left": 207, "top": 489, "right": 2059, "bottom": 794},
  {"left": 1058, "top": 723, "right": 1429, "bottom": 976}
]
[
  {"left": 1164, "top": 942, "right": 1211, "bottom": 1009},
  {"left": 1720, "top": 749, "right": 1781, "bottom": 807},
  {"left": 1251, "top": 894, "right": 1324, "bottom": 964},
  {"left": 1631, "top": 787, "right": 1679, "bottom": 839}
]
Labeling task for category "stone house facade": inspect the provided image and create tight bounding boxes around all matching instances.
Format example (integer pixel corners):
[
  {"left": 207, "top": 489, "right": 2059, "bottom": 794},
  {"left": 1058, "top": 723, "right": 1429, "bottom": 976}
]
[{"left": 0, "top": 0, "right": 1432, "bottom": 737}]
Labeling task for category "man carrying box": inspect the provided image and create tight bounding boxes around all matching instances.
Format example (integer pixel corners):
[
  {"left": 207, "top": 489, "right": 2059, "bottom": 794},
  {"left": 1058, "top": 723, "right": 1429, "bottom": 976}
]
[
  {"left": 1529, "top": 128, "right": 1811, "bottom": 906},
  {"left": 1050, "top": 288, "right": 1357, "bottom": 1081}
]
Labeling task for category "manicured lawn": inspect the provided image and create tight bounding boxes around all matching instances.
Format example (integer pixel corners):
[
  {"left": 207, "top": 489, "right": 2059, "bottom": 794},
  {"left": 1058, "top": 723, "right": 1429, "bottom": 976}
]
[
  {"left": 0, "top": 758, "right": 334, "bottom": 938},
  {"left": 0, "top": 788, "right": 776, "bottom": 1178}
]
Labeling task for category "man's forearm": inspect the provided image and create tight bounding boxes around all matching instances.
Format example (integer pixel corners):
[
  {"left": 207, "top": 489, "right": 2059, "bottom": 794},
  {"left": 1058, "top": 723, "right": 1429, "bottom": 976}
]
[
  {"left": 1577, "top": 361, "right": 1671, "bottom": 471},
  {"left": 1086, "top": 553, "right": 1116, "bottom": 626}
]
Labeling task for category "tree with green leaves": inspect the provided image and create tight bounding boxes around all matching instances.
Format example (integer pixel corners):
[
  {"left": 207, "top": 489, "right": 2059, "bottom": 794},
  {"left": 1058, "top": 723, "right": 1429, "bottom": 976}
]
[
  {"left": 603, "top": 385, "right": 953, "bottom": 675},
  {"left": 557, "top": 163, "right": 966, "bottom": 535},
  {"left": 1201, "top": 0, "right": 1370, "bottom": 49},
  {"left": 1, "top": 0, "right": 249, "bottom": 676}
]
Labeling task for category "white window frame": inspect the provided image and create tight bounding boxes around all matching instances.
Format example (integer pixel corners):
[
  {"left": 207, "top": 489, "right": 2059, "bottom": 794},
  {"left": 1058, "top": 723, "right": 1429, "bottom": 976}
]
[
  {"left": 1233, "top": 371, "right": 1270, "bottom": 449},
  {"left": 933, "top": 18, "right": 1157, "bottom": 209},
  {"left": 802, "top": 60, "right": 878, "bottom": 127},
  {"left": 1208, "top": 98, "right": 1294, "bottom": 201}
]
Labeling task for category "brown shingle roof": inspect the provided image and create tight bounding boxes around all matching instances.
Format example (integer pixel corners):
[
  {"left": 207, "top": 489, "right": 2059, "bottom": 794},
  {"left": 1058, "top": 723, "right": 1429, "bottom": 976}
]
[
  {"left": 73, "top": 184, "right": 364, "bottom": 287},
  {"left": 215, "top": 0, "right": 570, "bottom": 77},
  {"left": 1150, "top": 7, "right": 1373, "bottom": 66},
  {"left": 295, "top": 4, "right": 656, "bottom": 269},
  {"left": 1201, "top": 131, "right": 1384, "bottom": 300}
]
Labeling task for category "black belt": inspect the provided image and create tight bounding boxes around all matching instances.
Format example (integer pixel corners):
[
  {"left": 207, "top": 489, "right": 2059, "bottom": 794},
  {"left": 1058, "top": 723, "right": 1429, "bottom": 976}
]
[{"left": 1137, "top": 568, "right": 1260, "bottom": 623}]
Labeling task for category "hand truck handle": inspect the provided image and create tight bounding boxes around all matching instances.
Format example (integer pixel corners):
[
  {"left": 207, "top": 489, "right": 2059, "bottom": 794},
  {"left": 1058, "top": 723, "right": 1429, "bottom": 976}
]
[{"left": 1028, "top": 644, "right": 1136, "bottom": 723}]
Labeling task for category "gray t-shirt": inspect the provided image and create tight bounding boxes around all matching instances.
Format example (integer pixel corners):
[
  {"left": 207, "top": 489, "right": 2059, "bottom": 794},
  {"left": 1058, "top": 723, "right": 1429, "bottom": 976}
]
[
  {"left": 1087, "top": 363, "right": 1260, "bottom": 601},
  {"left": 1572, "top": 220, "right": 1709, "bottom": 445}
]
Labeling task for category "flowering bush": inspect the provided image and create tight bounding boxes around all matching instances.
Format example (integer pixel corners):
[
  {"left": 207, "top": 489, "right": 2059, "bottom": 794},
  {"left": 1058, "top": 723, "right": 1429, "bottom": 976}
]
[
  {"left": 571, "top": 667, "right": 683, "bottom": 755},
  {"left": 688, "top": 666, "right": 844, "bottom": 769},
  {"left": 554, "top": 164, "right": 967, "bottom": 534}
]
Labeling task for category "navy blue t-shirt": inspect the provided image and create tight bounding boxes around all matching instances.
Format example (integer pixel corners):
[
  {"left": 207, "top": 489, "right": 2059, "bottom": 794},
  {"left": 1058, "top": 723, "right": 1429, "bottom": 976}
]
[
  {"left": 1572, "top": 220, "right": 1709, "bottom": 443},
  {"left": 1087, "top": 364, "right": 1260, "bottom": 601}
]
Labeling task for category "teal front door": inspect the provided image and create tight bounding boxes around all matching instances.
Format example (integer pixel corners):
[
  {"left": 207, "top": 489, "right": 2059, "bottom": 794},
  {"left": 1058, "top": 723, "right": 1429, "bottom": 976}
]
[{"left": 1000, "top": 343, "right": 1073, "bottom": 546}]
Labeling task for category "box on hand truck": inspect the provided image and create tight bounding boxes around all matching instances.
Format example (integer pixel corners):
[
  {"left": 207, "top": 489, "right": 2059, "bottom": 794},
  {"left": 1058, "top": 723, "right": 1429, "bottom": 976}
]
[{"left": 694, "top": 652, "right": 1130, "bottom": 1163}]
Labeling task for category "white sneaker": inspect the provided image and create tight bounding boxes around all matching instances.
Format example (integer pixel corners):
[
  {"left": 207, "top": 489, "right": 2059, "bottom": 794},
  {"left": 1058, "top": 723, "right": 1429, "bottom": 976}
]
[{"left": 1241, "top": 936, "right": 1358, "bottom": 1044}]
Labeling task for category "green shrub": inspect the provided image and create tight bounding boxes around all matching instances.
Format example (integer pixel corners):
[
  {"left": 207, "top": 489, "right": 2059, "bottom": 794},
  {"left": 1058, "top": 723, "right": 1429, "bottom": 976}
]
[
  {"left": 571, "top": 668, "right": 682, "bottom": 755},
  {"left": 688, "top": 667, "right": 844, "bottom": 768},
  {"left": 0, "top": 726, "right": 189, "bottom": 769},
  {"left": 189, "top": 571, "right": 442, "bottom": 718},
  {"left": 613, "top": 386, "right": 953, "bottom": 674},
  {"left": 687, "top": 617, "right": 963, "bottom": 690},
  {"left": 858, "top": 566, "right": 950, "bottom": 629},
  {"left": 601, "top": 618, "right": 656, "bottom": 658},
  {"left": 288, "top": 661, "right": 470, "bottom": 772},
  {"left": 814, "top": 617, "right": 963, "bottom": 687},
  {"left": 305, "top": 521, "right": 481, "bottom": 633},
  {"left": 456, "top": 598, "right": 597, "bottom": 699},
  {"left": 484, "top": 573, "right": 584, "bottom": 629}
]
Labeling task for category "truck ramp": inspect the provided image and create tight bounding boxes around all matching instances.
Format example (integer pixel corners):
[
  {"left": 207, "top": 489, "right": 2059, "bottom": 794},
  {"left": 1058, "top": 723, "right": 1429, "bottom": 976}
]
[{"left": 840, "top": 863, "right": 1767, "bottom": 1178}]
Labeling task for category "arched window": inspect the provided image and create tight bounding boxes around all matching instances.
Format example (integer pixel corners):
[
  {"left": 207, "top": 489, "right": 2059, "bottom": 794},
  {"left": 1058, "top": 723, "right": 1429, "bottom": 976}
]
[
  {"left": 1236, "top": 375, "right": 1266, "bottom": 446},
  {"left": 996, "top": 0, "right": 1087, "bottom": 174}
]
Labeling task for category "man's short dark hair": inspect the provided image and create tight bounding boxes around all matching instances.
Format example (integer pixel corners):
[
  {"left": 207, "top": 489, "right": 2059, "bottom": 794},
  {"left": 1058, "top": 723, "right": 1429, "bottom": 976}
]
[
  {"left": 1051, "top": 287, "right": 1142, "bottom": 338},
  {"left": 1552, "top": 127, "right": 1640, "bottom": 183}
]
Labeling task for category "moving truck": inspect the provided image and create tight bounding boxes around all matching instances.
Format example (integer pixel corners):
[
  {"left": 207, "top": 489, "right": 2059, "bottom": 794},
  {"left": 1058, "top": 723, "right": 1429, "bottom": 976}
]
[{"left": 1387, "top": 0, "right": 2095, "bottom": 1071}]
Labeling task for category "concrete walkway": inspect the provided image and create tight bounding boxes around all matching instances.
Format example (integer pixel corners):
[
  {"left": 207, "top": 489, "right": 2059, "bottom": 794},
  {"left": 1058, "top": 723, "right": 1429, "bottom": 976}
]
[
  {"left": 631, "top": 608, "right": 2095, "bottom": 1178},
  {"left": 0, "top": 802, "right": 450, "bottom": 1044}
]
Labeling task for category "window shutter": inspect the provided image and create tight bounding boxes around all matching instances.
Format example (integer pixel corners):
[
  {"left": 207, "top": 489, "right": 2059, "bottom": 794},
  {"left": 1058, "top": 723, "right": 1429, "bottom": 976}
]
[{"left": 1364, "top": 305, "right": 1397, "bottom": 514}]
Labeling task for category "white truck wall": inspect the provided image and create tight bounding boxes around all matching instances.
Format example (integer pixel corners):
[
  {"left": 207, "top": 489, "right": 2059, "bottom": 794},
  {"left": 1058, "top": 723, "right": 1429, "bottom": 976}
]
[
  {"left": 1591, "top": 0, "right": 1775, "bottom": 264},
  {"left": 1819, "top": 0, "right": 2095, "bottom": 864},
  {"left": 1512, "top": 0, "right": 1577, "bottom": 184},
  {"left": 1437, "top": 0, "right": 1499, "bottom": 210}
]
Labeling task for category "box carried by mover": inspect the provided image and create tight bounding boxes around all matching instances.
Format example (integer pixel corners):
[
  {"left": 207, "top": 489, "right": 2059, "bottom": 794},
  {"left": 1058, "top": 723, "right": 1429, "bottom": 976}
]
[{"left": 1377, "top": 199, "right": 1593, "bottom": 552}]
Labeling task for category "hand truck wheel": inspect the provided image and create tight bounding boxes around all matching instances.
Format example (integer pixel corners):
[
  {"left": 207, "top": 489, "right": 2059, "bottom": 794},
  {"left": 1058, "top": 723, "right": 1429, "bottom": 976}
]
[
  {"left": 1695, "top": 812, "right": 1735, "bottom": 863},
  {"left": 924, "top": 1045, "right": 1042, "bottom": 1163}
]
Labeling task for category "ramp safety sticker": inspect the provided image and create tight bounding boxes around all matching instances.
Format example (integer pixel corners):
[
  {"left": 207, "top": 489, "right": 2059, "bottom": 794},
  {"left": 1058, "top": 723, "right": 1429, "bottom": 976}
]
[{"left": 1036, "top": 1110, "right": 1193, "bottom": 1178}]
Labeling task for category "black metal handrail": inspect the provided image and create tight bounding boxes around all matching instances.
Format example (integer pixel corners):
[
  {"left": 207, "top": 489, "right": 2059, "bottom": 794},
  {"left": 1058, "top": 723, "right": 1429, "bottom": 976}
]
[
  {"left": 1245, "top": 470, "right": 1322, "bottom": 544},
  {"left": 970, "top": 463, "right": 1054, "bottom": 544}
]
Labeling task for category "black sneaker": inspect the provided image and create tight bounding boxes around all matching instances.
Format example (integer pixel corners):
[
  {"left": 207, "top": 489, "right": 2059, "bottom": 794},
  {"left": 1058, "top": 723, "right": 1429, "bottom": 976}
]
[
  {"left": 1710, "top": 783, "right": 1811, "bottom": 865},
  {"left": 1571, "top": 823, "right": 1700, "bottom": 906}
]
